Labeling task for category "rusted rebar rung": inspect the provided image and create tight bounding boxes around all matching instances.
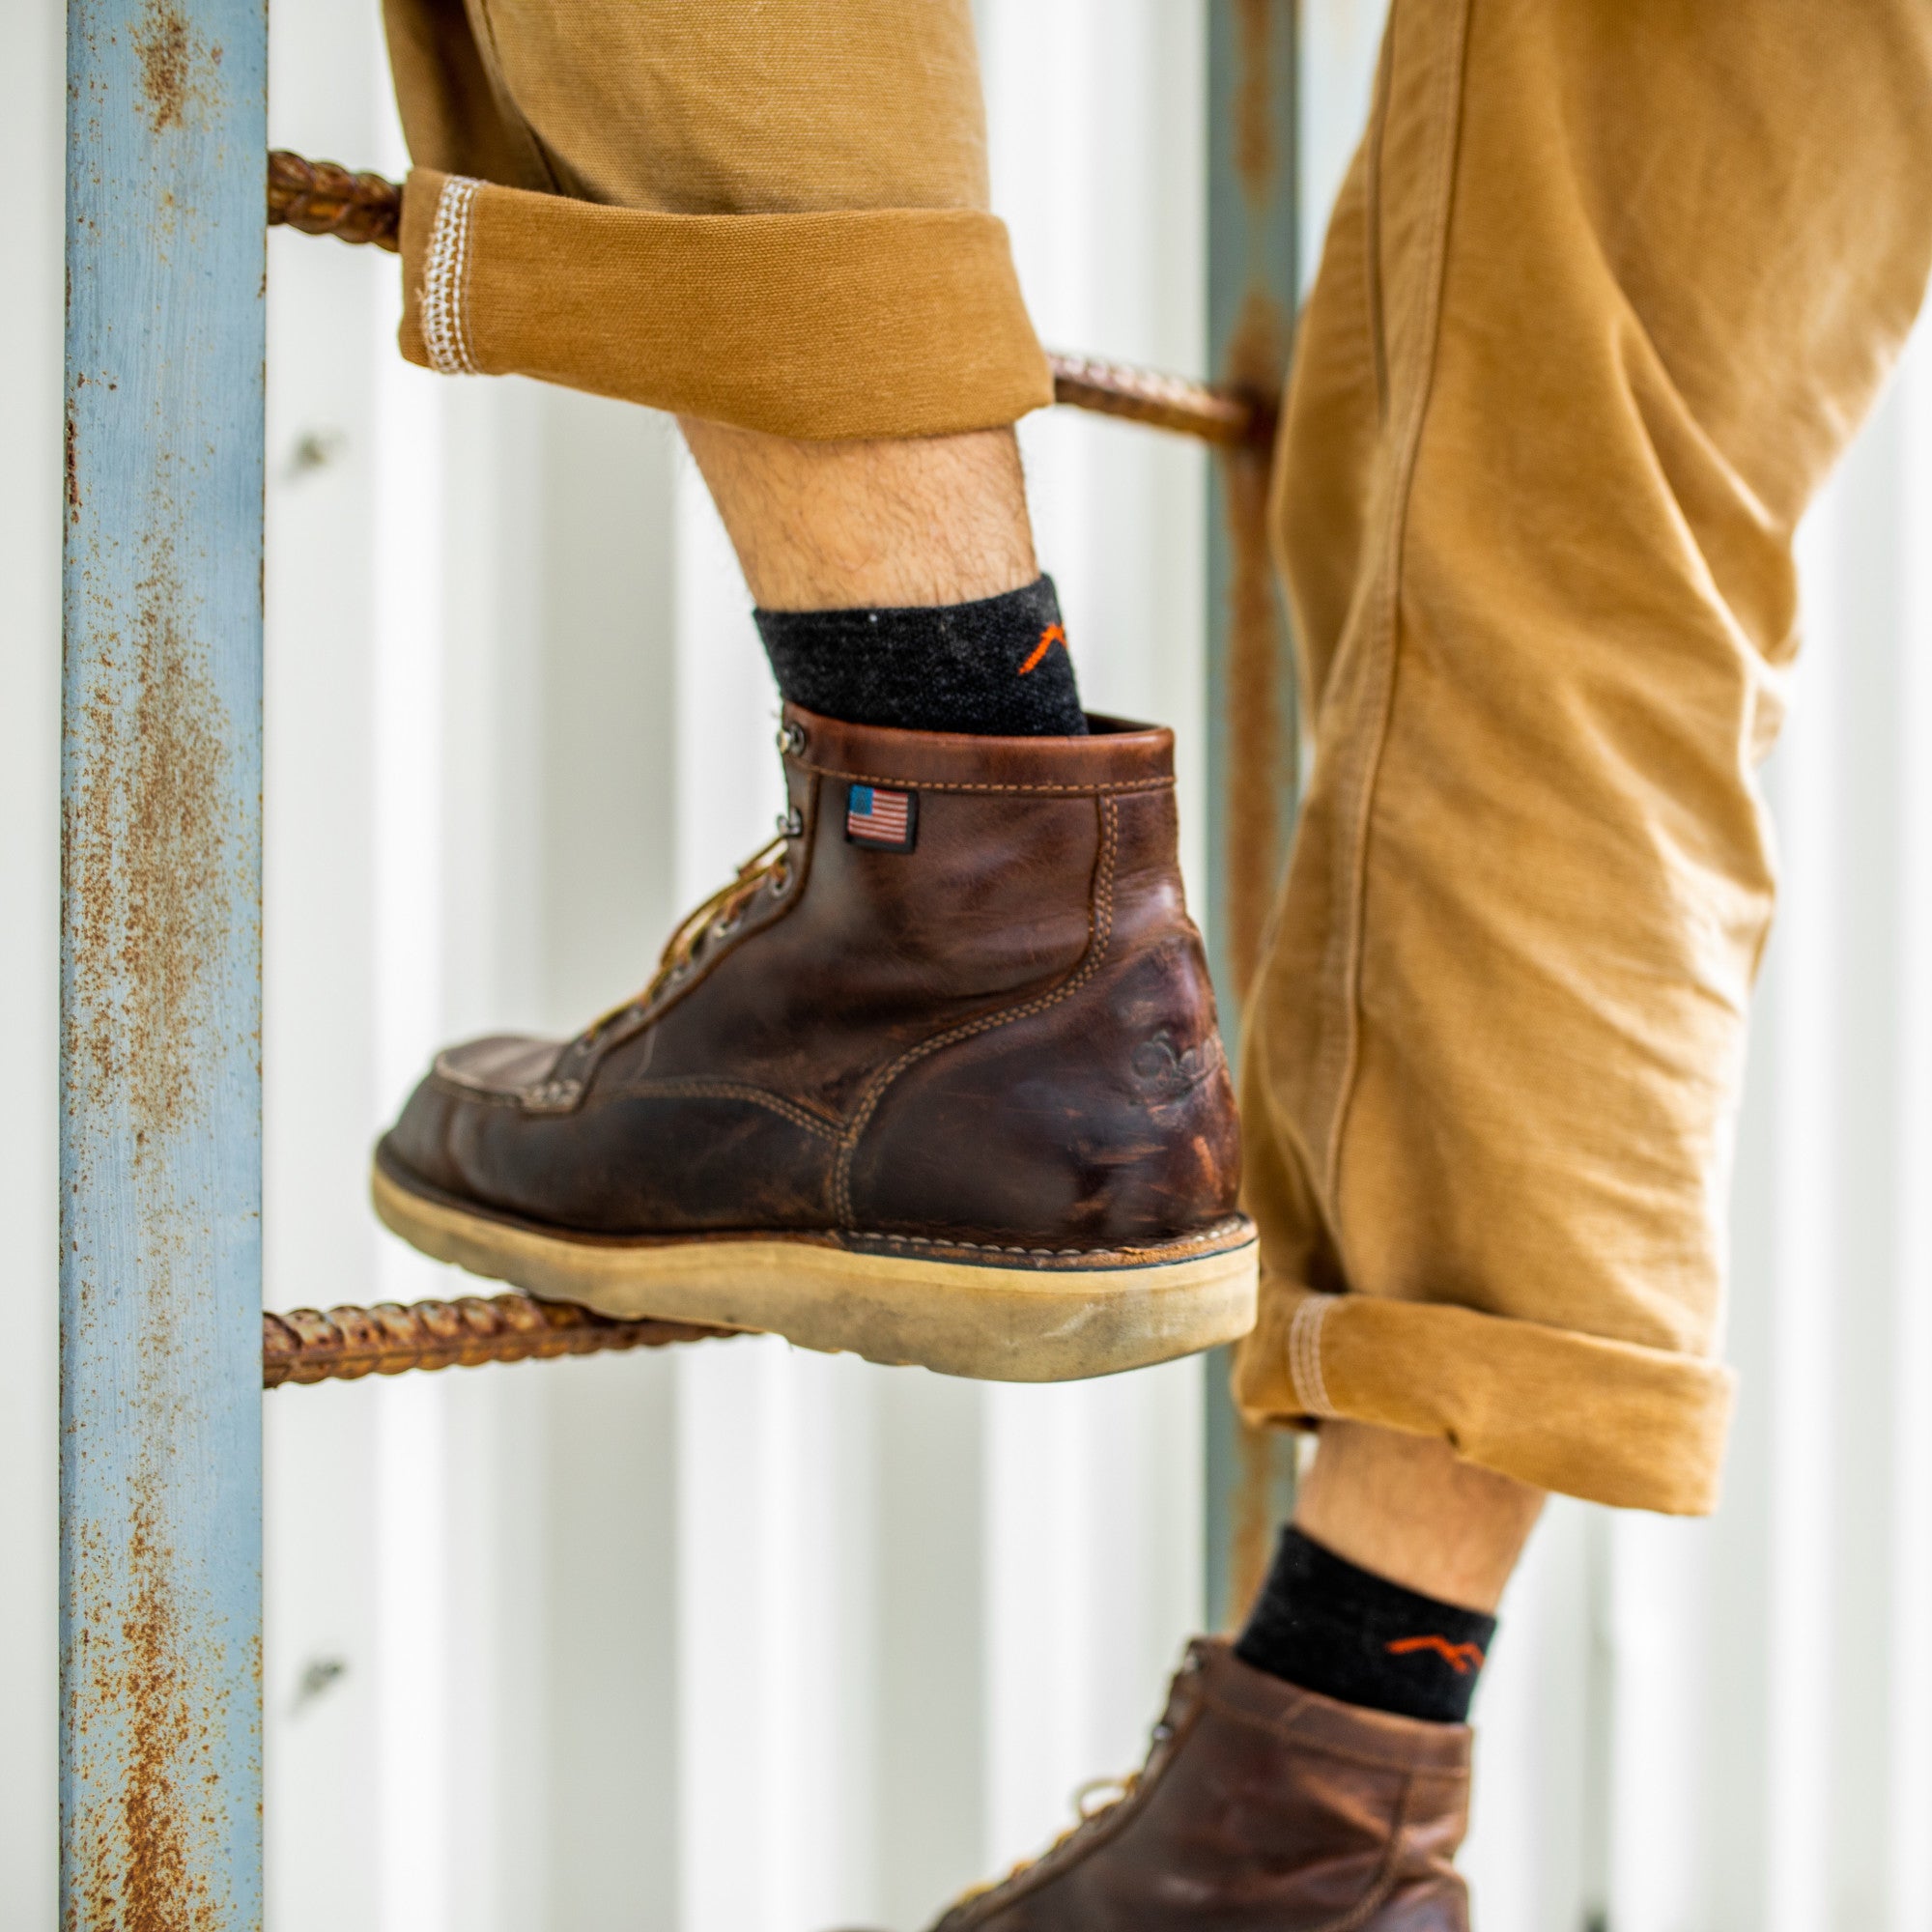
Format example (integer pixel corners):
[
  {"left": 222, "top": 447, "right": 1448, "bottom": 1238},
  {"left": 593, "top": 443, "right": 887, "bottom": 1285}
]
[
  {"left": 267, "top": 148, "right": 401, "bottom": 252},
  {"left": 263, "top": 1291, "right": 732, "bottom": 1388},
  {"left": 264, "top": 149, "right": 1274, "bottom": 447},
  {"left": 1044, "top": 352, "right": 1273, "bottom": 450}
]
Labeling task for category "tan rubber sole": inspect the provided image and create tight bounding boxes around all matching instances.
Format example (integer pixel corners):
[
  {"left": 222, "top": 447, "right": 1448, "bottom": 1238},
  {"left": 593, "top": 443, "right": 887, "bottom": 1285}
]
[{"left": 370, "top": 1158, "right": 1259, "bottom": 1382}]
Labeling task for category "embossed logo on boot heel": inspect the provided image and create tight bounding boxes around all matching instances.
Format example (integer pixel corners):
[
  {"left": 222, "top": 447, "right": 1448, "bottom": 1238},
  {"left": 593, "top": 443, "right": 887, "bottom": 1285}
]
[{"left": 1131, "top": 1030, "right": 1220, "bottom": 1102}]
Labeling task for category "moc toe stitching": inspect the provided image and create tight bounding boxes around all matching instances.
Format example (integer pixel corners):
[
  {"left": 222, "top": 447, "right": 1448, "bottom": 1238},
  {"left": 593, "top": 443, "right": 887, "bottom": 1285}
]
[
  {"left": 613, "top": 1077, "right": 844, "bottom": 1139},
  {"left": 422, "top": 1078, "right": 526, "bottom": 1111}
]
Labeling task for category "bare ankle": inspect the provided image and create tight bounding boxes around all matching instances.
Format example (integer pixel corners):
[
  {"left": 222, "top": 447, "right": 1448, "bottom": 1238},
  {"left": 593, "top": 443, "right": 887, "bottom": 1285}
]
[
  {"left": 679, "top": 417, "right": 1038, "bottom": 610},
  {"left": 1291, "top": 1420, "right": 1545, "bottom": 1612}
]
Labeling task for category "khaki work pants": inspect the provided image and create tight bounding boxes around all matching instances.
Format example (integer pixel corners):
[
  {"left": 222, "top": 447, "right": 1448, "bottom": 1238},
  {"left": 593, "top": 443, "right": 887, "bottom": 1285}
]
[{"left": 384, "top": 0, "right": 1932, "bottom": 1516}]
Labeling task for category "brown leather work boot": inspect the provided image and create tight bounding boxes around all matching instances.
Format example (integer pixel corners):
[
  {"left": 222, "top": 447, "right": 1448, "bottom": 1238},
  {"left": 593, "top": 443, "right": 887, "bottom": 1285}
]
[
  {"left": 372, "top": 705, "right": 1256, "bottom": 1381},
  {"left": 925, "top": 1640, "right": 1472, "bottom": 1931}
]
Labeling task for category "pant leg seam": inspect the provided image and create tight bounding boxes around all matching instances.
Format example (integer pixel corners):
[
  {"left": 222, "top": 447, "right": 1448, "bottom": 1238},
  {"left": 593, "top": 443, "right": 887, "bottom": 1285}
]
[
  {"left": 1321, "top": 0, "right": 1478, "bottom": 1204},
  {"left": 463, "top": 0, "right": 569, "bottom": 195}
]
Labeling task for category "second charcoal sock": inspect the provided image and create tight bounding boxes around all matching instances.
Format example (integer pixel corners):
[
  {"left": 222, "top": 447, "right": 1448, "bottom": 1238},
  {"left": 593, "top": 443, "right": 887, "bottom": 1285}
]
[
  {"left": 1235, "top": 1526, "right": 1498, "bottom": 1725},
  {"left": 754, "top": 574, "right": 1087, "bottom": 737}
]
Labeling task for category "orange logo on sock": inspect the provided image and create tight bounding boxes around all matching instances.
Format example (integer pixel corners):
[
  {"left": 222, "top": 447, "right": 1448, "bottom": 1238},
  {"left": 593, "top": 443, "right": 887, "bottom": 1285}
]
[
  {"left": 1018, "top": 623, "right": 1066, "bottom": 675},
  {"left": 1386, "top": 1634, "right": 1487, "bottom": 1674}
]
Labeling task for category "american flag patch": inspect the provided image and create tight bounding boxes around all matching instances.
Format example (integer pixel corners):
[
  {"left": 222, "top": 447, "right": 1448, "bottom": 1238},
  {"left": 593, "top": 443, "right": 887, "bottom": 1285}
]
[{"left": 846, "top": 782, "right": 917, "bottom": 851}]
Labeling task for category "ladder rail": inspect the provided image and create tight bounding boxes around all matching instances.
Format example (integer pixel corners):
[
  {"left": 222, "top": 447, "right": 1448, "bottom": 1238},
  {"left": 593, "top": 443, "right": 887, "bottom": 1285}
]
[{"left": 61, "top": 0, "right": 268, "bottom": 1922}]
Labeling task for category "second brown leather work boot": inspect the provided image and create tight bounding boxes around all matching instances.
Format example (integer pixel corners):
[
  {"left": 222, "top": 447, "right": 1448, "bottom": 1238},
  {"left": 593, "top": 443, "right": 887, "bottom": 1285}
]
[
  {"left": 373, "top": 706, "right": 1257, "bottom": 1381},
  {"left": 923, "top": 1640, "right": 1473, "bottom": 1931}
]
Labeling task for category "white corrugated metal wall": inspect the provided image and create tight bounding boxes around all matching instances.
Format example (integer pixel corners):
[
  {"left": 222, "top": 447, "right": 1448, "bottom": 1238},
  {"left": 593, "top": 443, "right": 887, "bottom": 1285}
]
[
  {"left": 4, "top": 3, "right": 1931, "bottom": 1927},
  {"left": 254, "top": 4, "right": 1210, "bottom": 1929}
]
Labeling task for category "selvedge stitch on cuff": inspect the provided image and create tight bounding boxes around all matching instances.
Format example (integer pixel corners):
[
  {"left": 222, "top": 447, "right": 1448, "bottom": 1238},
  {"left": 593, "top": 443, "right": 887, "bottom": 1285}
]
[
  {"left": 394, "top": 170, "right": 1052, "bottom": 440},
  {"left": 420, "top": 175, "right": 482, "bottom": 376},
  {"left": 1288, "top": 1292, "right": 1339, "bottom": 1417}
]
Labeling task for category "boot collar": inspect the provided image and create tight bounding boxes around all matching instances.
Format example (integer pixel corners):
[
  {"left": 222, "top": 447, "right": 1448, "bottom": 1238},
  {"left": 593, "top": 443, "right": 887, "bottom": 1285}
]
[{"left": 781, "top": 702, "right": 1174, "bottom": 796}]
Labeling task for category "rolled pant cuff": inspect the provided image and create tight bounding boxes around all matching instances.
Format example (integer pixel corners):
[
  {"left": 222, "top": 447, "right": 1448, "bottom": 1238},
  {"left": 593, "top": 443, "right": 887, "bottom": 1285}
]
[
  {"left": 1233, "top": 1283, "right": 1737, "bottom": 1516},
  {"left": 396, "top": 168, "right": 1055, "bottom": 440}
]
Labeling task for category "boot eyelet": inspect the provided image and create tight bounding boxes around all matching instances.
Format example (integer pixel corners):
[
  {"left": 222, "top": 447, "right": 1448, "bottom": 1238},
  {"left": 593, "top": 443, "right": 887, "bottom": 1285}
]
[
  {"left": 778, "top": 722, "right": 808, "bottom": 756},
  {"left": 777, "top": 806, "right": 805, "bottom": 838},
  {"left": 769, "top": 867, "right": 793, "bottom": 898},
  {"left": 712, "top": 916, "right": 741, "bottom": 941}
]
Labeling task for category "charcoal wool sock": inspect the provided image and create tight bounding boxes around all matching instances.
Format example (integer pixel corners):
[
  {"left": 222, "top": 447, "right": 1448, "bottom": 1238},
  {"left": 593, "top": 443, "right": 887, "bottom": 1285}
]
[
  {"left": 754, "top": 574, "right": 1087, "bottom": 737},
  {"left": 1235, "top": 1526, "right": 1498, "bottom": 1725}
]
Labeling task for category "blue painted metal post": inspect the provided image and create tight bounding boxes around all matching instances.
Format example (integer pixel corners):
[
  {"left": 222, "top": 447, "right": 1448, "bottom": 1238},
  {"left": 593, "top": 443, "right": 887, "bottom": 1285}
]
[{"left": 62, "top": 0, "right": 266, "bottom": 1921}]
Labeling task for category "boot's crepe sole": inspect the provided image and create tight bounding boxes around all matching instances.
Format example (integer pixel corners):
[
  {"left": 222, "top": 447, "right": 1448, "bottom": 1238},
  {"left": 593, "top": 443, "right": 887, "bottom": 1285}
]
[{"left": 372, "top": 1144, "right": 1258, "bottom": 1382}]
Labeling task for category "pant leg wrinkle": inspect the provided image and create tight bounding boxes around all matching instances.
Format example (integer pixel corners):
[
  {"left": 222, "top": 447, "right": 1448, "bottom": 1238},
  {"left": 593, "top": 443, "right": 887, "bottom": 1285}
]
[{"left": 1237, "top": 0, "right": 1932, "bottom": 1514}]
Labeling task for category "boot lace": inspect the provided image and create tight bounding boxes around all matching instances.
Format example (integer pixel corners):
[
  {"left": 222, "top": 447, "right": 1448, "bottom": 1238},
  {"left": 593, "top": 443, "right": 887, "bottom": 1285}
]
[
  {"left": 590, "top": 815, "right": 798, "bottom": 1034},
  {"left": 947, "top": 1768, "right": 1145, "bottom": 1911}
]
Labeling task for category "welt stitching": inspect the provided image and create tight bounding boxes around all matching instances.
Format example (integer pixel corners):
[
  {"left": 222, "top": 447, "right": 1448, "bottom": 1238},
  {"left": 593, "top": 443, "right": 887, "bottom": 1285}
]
[
  {"left": 833, "top": 796, "right": 1119, "bottom": 1227},
  {"left": 618, "top": 1079, "right": 841, "bottom": 1139},
  {"left": 852, "top": 1214, "right": 1249, "bottom": 1262},
  {"left": 801, "top": 761, "right": 1168, "bottom": 797}
]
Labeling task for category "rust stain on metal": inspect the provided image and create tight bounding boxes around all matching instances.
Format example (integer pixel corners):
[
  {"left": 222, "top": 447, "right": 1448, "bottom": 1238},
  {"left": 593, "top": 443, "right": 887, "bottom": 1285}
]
[
  {"left": 72, "top": 1492, "right": 224, "bottom": 1932},
  {"left": 116, "top": 1503, "right": 217, "bottom": 1930},
  {"left": 132, "top": 1, "right": 190, "bottom": 130},
  {"left": 66, "top": 520, "right": 232, "bottom": 1137},
  {"left": 131, "top": 0, "right": 218, "bottom": 134},
  {"left": 265, "top": 1291, "right": 731, "bottom": 1387},
  {"left": 66, "top": 403, "right": 82, "bottom": 519},
  {"left": 66, "top": 0, "right": 263, "bottom": 1916}
]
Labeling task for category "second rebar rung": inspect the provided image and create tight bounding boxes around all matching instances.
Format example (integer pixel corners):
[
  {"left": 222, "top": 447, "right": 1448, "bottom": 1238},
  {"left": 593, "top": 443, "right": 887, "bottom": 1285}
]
[{"left": 264, "top": 1291, "right": 735, "bottom": 1387}]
